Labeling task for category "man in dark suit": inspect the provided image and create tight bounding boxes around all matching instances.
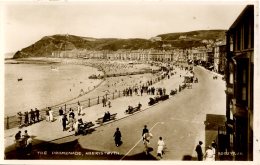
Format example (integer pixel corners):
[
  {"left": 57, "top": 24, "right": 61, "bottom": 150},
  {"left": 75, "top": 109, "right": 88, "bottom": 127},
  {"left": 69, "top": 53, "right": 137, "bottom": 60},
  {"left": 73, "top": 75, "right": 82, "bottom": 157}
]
[
  {"left": 142, "top": 125, "right": 149, "bottom": 140},
  {"left": 195, "top": 141, "right": 203, "bottom": 161}
]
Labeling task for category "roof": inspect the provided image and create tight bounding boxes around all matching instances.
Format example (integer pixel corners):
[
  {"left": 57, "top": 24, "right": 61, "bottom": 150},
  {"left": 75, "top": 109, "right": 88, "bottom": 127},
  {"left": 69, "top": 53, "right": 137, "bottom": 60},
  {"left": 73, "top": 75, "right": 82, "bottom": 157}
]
[{"left": 229, "top": 5, "right": 254, "bottom": 30}]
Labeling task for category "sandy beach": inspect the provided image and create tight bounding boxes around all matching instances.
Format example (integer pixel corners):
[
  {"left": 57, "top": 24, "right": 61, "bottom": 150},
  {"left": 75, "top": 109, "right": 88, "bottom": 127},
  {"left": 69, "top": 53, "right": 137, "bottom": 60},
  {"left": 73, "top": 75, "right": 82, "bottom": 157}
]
[{"left": 5, "top": 57, "right": 162, "bottom": 116}]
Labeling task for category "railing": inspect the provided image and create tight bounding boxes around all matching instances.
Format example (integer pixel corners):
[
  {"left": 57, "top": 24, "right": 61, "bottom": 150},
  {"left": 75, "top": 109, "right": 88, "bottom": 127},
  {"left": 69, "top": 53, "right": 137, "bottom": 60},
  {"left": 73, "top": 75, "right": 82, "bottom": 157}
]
[{"left": 4, "top": 73, "right": 166, "bottom": 130}]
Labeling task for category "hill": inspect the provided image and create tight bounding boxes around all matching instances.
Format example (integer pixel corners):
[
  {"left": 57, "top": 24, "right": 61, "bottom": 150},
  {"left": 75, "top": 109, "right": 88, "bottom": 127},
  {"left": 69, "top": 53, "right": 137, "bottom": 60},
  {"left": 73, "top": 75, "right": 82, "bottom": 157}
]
[
  {"left": 13, "top": 30, "right": 226, "bottom": 59},
  {"left": 156, "top": 30, "right": 226, "bottom": 48}
]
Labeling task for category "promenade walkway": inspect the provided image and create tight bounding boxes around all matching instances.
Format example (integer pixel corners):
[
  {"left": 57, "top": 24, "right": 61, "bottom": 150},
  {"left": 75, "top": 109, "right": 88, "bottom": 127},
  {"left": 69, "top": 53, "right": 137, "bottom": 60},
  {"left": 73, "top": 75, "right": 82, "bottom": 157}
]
[{"left": 4, "top": 67, "right": 189, "bottom": 153}]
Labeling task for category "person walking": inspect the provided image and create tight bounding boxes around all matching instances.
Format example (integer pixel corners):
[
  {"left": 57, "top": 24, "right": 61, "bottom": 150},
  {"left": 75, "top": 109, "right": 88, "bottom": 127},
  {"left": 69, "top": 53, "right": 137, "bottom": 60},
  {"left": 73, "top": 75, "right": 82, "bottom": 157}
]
[
  {"left": 69, "top": 108, "right": 75, "bottom": 119},
  {"left": 62, "top": 114, "right": 68, "bottom": 131},
  {"left": 142, "top": 125, "right": 149, "bottom": 138},
  {"left": 45, "top": 108, "right": 50, "bottom": 122},
  {"left": 24, "top": 111, "right": 29, "bottom": 126},
  {"left": 49, "top": 108, "right": 54, "bottom": 122},
  {"left": 107, "top": 100, "right": 111, "bottom": 108},
  {"left": 143, "top": 131, "right": 153, "bottom": 155},
  {"left": 29, "top": 109, "right": 35, "bottom": 124},
  {"left": 77, "top": 101, "right": 82, "bottom": 116},
  {"left": 35, "top": 108, "right": 40, "bottom": 122},
  {"left": 68, "top": 115, "right": 75, "bottom": 132},
  {"left": 212, "top": 140, "right": 217, "bottom": 160},
  {"left": 17, "top": 112, "right": 23, "bottom": 127},
  {"left": 157, "top": 137, "right": 165, "bottom": 159},
  {"left": 113, "top": 128, "right": 122, "bottom": 147},
  {"left": 195, "top": 141, "right": 203, "bottom": 161},
  {"left": 59, "top": 107, "right": 64, "bottom": 122}
]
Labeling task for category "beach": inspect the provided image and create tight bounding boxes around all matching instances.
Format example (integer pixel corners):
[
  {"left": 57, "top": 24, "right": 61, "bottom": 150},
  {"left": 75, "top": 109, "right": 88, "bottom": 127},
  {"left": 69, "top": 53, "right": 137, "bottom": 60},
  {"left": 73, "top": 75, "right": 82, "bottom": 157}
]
[{"left": 5, "top": 57, "right": 161, "bottom": 117}]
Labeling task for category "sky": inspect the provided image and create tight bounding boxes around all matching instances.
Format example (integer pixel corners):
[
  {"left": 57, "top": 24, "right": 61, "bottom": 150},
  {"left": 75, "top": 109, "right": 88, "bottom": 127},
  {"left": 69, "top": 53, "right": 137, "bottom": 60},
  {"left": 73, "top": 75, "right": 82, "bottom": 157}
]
[{"left": 1, "top": 1, "right": 249, "bottom": 53}]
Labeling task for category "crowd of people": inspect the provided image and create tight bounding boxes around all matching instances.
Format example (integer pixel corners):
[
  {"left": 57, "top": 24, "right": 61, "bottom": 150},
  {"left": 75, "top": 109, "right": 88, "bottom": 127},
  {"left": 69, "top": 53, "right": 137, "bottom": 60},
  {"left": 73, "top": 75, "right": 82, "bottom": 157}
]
[
  {"left": 14, "top": 130, "right": 33, "bottom": 155},
  {"left": 11, "top": 62, "right": 201, "bottom": 160},
  {"left": 17, "top": 108, "right": 40, "bottom": 127}
]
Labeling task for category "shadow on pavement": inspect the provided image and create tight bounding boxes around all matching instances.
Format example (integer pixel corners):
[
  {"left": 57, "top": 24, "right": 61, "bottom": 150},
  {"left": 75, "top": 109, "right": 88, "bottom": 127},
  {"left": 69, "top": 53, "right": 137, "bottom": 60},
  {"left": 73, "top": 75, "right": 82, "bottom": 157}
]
[
  {"left": 5, "top": 139, "right": 158, "bottom": 160},
  {"left": 182, "top": 155, "right": 197, "bottom": 160}
]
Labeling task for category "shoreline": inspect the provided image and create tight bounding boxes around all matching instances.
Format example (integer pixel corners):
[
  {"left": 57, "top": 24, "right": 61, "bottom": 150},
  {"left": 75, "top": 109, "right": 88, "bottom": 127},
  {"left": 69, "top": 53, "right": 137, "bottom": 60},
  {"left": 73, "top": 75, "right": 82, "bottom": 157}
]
[
  {"left": 4, "top": 57, "right": 161, "bottom": 118},
  {"left": 4, "top": 57, "right": 105, "bottom": 117}
]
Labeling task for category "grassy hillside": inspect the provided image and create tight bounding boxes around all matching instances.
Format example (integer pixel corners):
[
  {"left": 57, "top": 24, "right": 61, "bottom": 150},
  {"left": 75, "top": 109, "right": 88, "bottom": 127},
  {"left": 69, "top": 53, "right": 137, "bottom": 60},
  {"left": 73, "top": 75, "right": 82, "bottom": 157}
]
[{"left": 13, "top": 30, "right": 226, "bottom": 58}]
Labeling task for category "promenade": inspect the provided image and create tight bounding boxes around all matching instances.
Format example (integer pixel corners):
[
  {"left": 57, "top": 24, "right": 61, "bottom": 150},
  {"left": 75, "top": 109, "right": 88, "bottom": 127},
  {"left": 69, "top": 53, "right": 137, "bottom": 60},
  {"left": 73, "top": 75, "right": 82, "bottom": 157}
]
[{"left": 4, "top": 66, "right": 188, "bottom": 154}]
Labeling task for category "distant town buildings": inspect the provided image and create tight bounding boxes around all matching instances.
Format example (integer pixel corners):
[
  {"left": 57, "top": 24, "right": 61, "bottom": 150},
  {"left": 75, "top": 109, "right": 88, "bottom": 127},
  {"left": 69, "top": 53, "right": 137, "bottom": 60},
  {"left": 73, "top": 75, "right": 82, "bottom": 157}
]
[
  {"left": 225, "top": 5, "right": 254, "bottom": 160},
  {"left": 150, "top": 36, "right": 162, "bottom": 42},
  {"left": 213, "top": 41, "right": 226, "bottom": 74},
  {"left": 51, "top": 42, "right": 228, "bottom": 71}
]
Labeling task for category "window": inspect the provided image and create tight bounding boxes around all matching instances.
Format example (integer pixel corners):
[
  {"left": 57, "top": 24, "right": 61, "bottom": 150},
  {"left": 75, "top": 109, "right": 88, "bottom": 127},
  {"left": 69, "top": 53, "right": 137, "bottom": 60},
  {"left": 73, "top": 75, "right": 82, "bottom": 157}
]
[
  {"left": 244, "top": 21, "right": 249, "bottom": 49},
  {"left": 229, "top": 63, "right": 234, "bottom": 84},
  {"left": 236, "top": 58, "right": 248, "bottom": 105},
  {"left": 230, "top": 36, "right": 234, "bottom": 52},
  {"left": 236, "top": 28, "right": 241, "bottom": 51}
]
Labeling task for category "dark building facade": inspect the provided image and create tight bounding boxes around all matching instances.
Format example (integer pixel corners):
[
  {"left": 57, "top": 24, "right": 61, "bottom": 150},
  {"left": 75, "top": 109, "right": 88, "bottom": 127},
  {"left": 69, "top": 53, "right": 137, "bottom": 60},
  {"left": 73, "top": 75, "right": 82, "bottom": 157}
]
[
  {"left": 225, "top": 5, "right": 254, "bottom": 160},
  {"left": 219, "top": 45, "right": 226, "bottom": 74}
]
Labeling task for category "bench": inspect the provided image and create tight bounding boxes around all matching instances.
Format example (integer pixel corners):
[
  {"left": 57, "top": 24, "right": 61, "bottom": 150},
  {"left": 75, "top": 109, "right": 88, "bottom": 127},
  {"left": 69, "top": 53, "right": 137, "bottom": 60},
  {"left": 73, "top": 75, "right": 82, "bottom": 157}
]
[
  {"left": 77, "top": 121, "right": 95, "bottom": 135},
  {"left": 170, "top": 89, "right": 177, "bottom": 95},
  {"left": 125, "top": 104, "right": 142, "bottom": 114},
  {"left": 148, "top": 95, "right": 169, "bottom": 106},
  {"left": 148, "top": 97, "right": 158, "bottom": 106},
  {"left": 95, "top": 113, "right": 117, "bottom": 124}
]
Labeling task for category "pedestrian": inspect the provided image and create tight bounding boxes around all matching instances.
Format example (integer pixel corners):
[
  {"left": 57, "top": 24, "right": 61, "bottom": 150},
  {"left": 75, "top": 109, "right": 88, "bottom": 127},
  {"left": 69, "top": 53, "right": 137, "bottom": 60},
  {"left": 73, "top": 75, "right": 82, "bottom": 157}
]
[
  {"left": 69, "top": 108, "right": 75, "bottom": 119},
  {"left": 102, "top": 96, "right": 106, "bottom": 107},
  {"left": 143, "top": 131, "right": 153, "bottom": 155},
  {"left": 49, "top": 108, "right": 54, "bottom": 122},
  {"left": 204, "top": 146, "right": 214, "bottom": 161},
  {"left": 211, "top": 140, "right": 217, "bottom": 160},
  {"left": 22, "top": 130, "right": 29, "bottom": 139},
  {"left": 77, "top": 101, "right": 82, "bottom": 116},
  {"left": 68, "top": 116, "right": 75, "bottom": 132},
  {"left": 35, "top": 108, "right": 40, "bottom": 122},
  {"left": 45, "top": 108, "right": 50, "bottom": 122},
  {"left": 62, "top": 114, "right": 68, "bottom": 131},
  {"left": 15, "top": 131, "right": 21, "bottom": 141},
  {"left": 157, "top": 137, "right": 165, "bottom": 158},
  {"left": 108, "top": 100, "right": 111, "bottom": 108},
  {"left": 113, "top": 127, "right": 122, "bottom": 147},
  {"left": 195, "top": 141, "right": 203, "bottom": 161},
  {"left": 74, "top": 119, "right": 80, "bottom": 135},
  {"left": 59, "top": 107, "right": 64, "bottom": 122},
  {"left": 30, "top": 109, "right": 35, "bottom": 124},
  {"left": 142, "top": 125, "right": 149, "bottom": 137},
  {"left": 24, "top": 112, "right": 29, "bottom": 126},
  {"left": 17, "top": 112, "right": 23, "bottom": 127}
]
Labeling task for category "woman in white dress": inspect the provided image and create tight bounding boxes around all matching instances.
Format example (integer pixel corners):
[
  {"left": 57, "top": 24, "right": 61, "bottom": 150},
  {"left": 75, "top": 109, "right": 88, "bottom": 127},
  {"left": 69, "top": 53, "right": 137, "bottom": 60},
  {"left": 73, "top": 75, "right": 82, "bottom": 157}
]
[
  {"left": 49, "top": 109, "right": 54, "bottom": 122},
  {"left": 157, "top": 137, "right": 165, "bottom": 158},
  {"left": 204, "top": 146, "right": 215, "bottom": 161}
]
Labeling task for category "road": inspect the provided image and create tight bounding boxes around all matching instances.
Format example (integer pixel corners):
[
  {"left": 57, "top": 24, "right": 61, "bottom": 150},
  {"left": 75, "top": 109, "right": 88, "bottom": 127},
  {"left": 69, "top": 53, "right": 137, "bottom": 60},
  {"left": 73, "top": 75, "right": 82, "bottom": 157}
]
[{"left": 12, "top": 66, "right": 226, "bottom": 160}]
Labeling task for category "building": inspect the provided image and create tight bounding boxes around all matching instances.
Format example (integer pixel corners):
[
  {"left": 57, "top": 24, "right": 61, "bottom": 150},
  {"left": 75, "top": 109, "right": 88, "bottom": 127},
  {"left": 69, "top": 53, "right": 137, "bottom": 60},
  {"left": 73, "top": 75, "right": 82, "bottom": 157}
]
[
  {"left": 225, "top": 5, "right": 254, "bottom": 160},
  {"left": 214, "top": 41, "right": 226, "bottom": 74}
]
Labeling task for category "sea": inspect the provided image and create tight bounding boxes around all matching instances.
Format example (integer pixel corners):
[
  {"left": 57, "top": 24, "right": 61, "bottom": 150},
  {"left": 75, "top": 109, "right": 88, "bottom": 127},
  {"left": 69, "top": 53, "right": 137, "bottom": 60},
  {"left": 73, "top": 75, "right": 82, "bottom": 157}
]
[{"left": 4, "top": 62, "right": 103, "bottom": 116}]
